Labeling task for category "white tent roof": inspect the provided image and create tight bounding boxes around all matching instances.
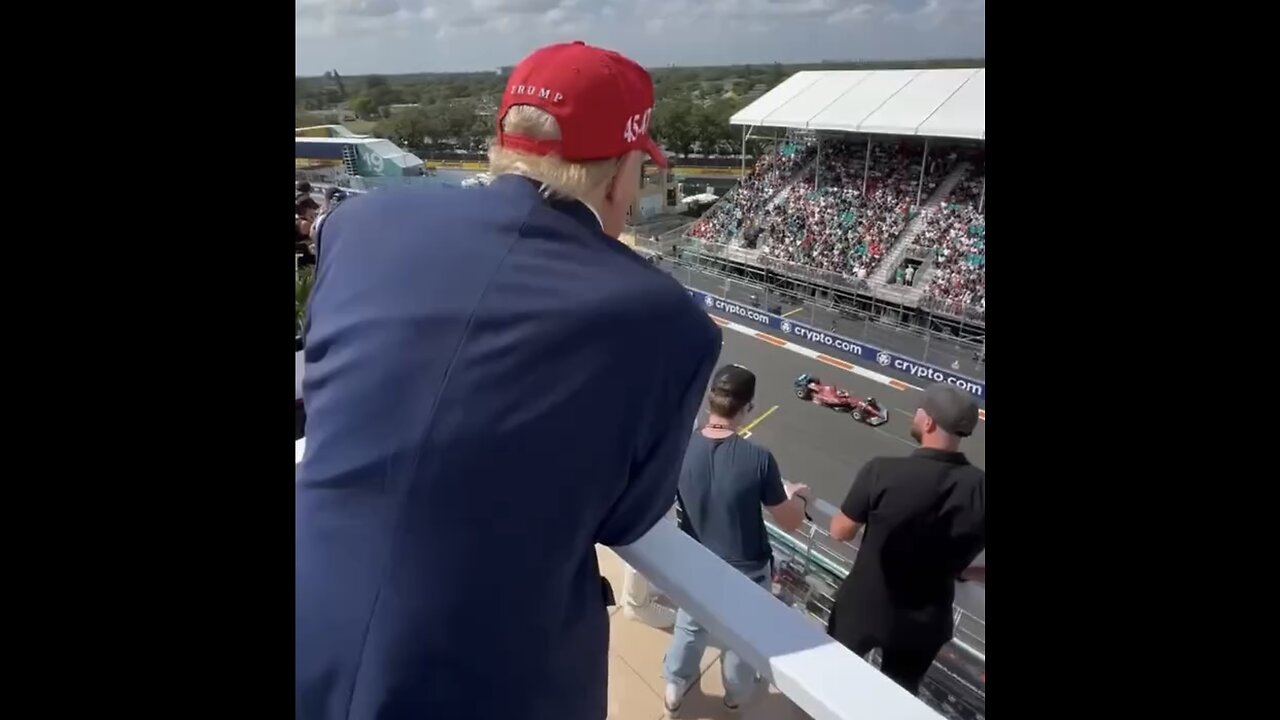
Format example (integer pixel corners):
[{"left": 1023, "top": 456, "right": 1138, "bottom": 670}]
[{"left": 730, "top": 69, "right": 985, "bottom": 140}]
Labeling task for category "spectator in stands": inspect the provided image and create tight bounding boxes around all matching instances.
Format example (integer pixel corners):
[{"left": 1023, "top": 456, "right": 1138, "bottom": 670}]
[
  {"left": 296, "top": 41, "right": 721, "bottom": 720},
  {"left": 826, "top": 383, "right": 985, "bottom": 696},
  {"left": 295, "top": 195, "right": 319, "bottom": 233},
  {"left": 310, "top": 187, "right": 348, "bottom": 246},
  {"left": 295, "top": 196, "right": 319, "bottom": 269},
  {"left": 905, "top": 265, "right": 915, "bottom": 287},
  {"left": 306, "top": 187, "right": 351, "bottom": 268},
  {"left": 662, "top": 364, "right": 809, "bottom": 716},
  {"left": 296, "top": 180, "right": 312, "bottom": 196}
]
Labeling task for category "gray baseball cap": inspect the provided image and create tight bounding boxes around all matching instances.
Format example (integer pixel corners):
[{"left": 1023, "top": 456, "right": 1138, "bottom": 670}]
[{"left": 919, "top": 383, "right": 980, "bottom": 437}]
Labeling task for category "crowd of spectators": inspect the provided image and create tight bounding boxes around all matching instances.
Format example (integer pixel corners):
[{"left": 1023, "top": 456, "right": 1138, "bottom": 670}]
[
  {"left": 689, "top": 140, "right": 956, "bottom": 281},
  {"left": 296, "top": 180, "right": 357, "bottom": 271},
  {"left": 687, "top": 142, "right": 815, "bottom": 243},
  {"left": 756, "top": 141, "right": 953, "bottom": 279},
  {"left": 296, "top": 181, "right": 319, "bottom": 269},
  {"left": 912, "top": 170, "right": 986, "bottom": 321},
  {"left": 686, "top": 140, "right": 986, "bottom": 320}
]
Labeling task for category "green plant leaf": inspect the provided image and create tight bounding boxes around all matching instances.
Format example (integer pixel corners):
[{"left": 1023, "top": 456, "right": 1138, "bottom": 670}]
[{"left": 296, "top": 266, "right": 316, "bottom": 336}]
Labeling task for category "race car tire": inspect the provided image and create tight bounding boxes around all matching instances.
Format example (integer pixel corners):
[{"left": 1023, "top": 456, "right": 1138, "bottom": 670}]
[
  {"left": 852, "top": 409, "right": 865, "bottom": 422},
  {"left": 796, "top": 388, "right": 811, "bottom": 400}
]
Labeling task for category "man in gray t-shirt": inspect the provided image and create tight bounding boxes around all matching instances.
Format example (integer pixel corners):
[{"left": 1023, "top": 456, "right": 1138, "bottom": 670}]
[{"left": 662, "top": 364, "right": 809, "bottom": 716}]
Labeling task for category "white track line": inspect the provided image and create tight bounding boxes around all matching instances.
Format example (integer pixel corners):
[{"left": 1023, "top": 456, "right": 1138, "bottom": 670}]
[{"left": 708, "top": 314, "right": 986, "bottom": 422}]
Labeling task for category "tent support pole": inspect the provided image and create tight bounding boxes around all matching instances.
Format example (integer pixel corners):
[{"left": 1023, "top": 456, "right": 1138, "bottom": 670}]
[
  {"left": 978, "top": 176, "right": 985, "bottom": 214},
  {"left": 916, "top": 139, "right": 929, "bottom": 208},
  {"left": 862, "top": 135, "right": 871, "bottom": 197},
  {"left": 740, "top": 126, "right": 748, "bottom": 182},
  {"left": 815, "top": 135, "right": 821, "bottom": 191}
]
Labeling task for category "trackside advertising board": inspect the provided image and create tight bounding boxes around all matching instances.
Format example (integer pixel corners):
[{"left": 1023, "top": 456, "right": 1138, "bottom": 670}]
[{"left": 688, "top": 289, "right": 986, "bottom": 400}]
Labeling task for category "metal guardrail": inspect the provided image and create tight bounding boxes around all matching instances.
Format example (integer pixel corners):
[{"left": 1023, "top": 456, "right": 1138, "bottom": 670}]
[
  {"left": 917, "top": 296, "right": 986, "bottom": 325},
  {"left": 683, "top": 238, "right": 924, "bottom": 306},
  {"left": 680, "top": 238, "right": 986, "bottom": 327},
  {"left": 764, "top": 498, "right": 986, "bottom": 720},
  {"left": 655, "top": 260, "right": 987, "bottom": 380},
  {"left": 765, "top": 498, "right": 986, "bottom": 657},
  {"left": 296, "top": 437, "right": 943, "bottom": 720}
]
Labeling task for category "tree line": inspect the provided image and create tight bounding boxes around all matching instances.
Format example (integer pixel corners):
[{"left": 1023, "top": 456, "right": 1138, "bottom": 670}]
[{"left": 296, "top": 58, "right": 984, "bottom": 158}]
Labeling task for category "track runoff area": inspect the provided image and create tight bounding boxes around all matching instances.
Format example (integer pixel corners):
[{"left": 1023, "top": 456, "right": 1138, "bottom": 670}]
[{"left": 700, "top": 313, "right": 987, "bottom": 506}]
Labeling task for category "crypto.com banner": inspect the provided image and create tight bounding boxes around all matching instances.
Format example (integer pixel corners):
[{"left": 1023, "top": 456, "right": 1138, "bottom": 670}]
[{"left": 688, "top": 289, "right": 985, "bottom": 400}]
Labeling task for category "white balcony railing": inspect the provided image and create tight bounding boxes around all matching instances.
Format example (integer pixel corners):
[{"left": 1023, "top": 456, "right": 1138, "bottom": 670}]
[{"left": 296, "top": 437, "right": 943, "bottom": 720}]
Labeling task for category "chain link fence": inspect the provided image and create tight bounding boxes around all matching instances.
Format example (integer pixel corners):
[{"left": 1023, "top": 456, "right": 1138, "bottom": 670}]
[{"left": 650, "top": 255, "right": 986, "bottom": 380}]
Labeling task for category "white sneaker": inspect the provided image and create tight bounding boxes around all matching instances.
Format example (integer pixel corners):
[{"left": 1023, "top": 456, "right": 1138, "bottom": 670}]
[{"left": 664, "top": 682, "right": 684, "bottom": 717}]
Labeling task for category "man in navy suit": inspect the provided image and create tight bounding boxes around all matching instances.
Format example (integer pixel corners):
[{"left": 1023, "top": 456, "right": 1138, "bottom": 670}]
[{"left": 296, "top": 41, "right": 721, "bottom": 720}]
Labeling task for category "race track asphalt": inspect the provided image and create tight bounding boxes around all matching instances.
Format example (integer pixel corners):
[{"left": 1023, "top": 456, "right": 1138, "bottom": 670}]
[{"left": 704, "top": 319, "right": 987, "bottom": 508}]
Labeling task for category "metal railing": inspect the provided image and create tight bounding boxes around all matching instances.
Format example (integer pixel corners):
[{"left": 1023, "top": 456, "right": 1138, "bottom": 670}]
[
  {"left": 651, "top": 258, "right": 987, "bottom": 380},
  {"left": 295, "top": 171, "right": 471, "bottom": 193},
  {"left": 679, "top": 238, "right": 985, "bottom": 327},
  {"left": 762, "top": 498, "right": 985, "bottom": 720},
  {"left": 905, "top": 246, "right": 934, "bottom": 261},
  {"left": 296, "top": 437, "right": 944, "bottom": 720},
  {"left": 917, "top": 296, "right": 986, "bottom": 325},
  {"left": 764, "top": 498, "right": 985, "bottom": 654}
]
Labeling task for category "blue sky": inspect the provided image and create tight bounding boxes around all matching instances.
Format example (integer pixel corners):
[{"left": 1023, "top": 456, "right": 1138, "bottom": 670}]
[{"left": 295, "top": 0, "right": 985, "bottom": 76}]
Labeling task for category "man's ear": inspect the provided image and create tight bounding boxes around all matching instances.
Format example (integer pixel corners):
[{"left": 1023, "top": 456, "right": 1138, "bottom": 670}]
[
  {"left": 605, "top": 152, "right": 640, "bottom": 202},
  {"left": 605, "top": 167, "right": 620, "bottom": 202}
]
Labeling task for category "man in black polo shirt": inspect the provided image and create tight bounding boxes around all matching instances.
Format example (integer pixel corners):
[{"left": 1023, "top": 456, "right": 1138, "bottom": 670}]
[{"left": 827, "top": 383, "right": 985, "bottom": 695}]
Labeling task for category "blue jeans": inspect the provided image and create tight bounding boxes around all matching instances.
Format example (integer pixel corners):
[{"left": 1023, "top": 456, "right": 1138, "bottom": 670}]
[{"left": 662, "top": 561, "right": 772, "bottom": 703}]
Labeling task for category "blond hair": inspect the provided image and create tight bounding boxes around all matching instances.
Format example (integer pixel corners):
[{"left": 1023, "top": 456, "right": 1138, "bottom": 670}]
[{"left": 488, "top": 105, "right": 620, "bottom": 200}]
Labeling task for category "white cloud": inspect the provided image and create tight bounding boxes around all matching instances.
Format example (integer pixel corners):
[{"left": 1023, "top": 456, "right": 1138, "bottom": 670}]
[
  {"left": 887, "top": 0, "right": 984, "bottom": 29},
  {"left": 297, "top": 0, "right": 984, "bottom": 73},
  {"left": 472, "top": 0, "right": 564, "bottom": 12},
  {"left": 830, "top": 3, "right": 876, "bottom": 24}
]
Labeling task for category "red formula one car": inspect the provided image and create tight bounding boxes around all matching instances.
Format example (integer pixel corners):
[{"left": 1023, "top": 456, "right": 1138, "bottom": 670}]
[{"left": 793, "top": 373, "right": 889, "bottom": 426}]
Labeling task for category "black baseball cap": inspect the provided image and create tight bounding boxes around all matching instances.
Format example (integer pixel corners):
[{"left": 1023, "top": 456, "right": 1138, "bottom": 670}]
[
  {"left": 919, "top": 383, "right": 980, "bottom": 437},
  {"left": 711, "top": 364, "right": 756, "bottom": 404}
]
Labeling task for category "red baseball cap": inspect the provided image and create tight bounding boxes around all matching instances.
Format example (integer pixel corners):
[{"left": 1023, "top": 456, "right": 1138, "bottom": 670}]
[{"left": 497, "top": 41, "right": 668, "bottom": 168}]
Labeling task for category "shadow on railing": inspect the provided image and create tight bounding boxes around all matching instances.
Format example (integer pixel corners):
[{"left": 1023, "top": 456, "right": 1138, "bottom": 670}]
[{"left": 295, "top": 437, "right": 943, "bottom": 720}]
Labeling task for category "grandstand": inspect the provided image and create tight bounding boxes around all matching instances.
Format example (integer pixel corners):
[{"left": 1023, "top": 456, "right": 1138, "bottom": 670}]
[{"left": 682, "top": 69, "right": 986, "bottom": 331}]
